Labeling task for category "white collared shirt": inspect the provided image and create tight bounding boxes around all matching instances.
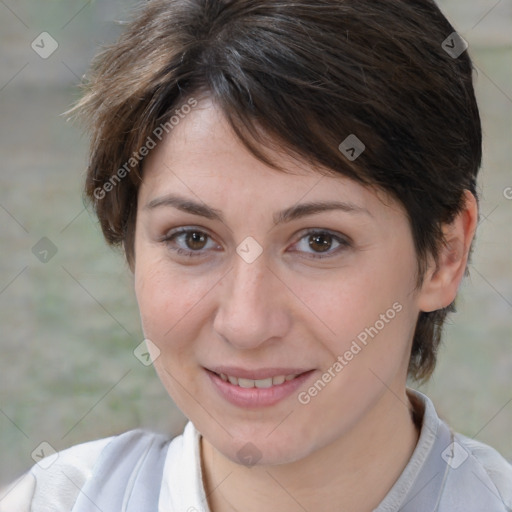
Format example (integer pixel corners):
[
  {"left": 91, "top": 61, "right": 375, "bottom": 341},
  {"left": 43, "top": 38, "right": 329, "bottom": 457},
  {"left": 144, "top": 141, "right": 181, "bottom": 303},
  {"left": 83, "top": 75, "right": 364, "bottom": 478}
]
[{"left": 1, "top": 390, "right": 511, "bottom": 511}]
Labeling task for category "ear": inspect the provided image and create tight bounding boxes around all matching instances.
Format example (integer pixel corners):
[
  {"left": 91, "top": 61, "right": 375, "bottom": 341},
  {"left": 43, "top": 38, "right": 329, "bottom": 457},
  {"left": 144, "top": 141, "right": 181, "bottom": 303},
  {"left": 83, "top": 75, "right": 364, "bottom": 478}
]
[{"left": 417, "top": 190, "right": 478, "bottom": 313}]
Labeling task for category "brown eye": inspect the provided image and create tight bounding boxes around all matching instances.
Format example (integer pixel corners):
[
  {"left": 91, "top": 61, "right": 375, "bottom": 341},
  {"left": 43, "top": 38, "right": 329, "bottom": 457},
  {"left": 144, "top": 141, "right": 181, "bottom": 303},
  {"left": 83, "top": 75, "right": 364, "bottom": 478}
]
[
  {"left": 291, "top": 229, "right": 351, "bottom": 259},
  {"left": 161, "top": 227, "right": 219, "bottom": 257},
  {"left": 184, "top": 231, "right": 208, "bottom": 250},
  {"left": 308, "top": 232, "right": 334, "bottom": 253}
]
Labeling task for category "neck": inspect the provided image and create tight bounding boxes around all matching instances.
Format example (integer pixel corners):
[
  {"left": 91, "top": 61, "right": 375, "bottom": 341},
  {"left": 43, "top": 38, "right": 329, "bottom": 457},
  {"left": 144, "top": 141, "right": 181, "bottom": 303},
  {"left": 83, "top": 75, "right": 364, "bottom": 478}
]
[{"left": 201, "top": 388, "right": 421, "bottom": 512}]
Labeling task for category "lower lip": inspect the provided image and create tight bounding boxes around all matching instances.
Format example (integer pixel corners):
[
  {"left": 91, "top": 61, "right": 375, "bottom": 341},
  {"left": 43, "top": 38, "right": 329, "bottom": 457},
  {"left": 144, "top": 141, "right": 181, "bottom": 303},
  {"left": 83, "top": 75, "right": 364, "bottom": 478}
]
[{"left": 205, "top": 369, "right": 315, "bottom": 408}]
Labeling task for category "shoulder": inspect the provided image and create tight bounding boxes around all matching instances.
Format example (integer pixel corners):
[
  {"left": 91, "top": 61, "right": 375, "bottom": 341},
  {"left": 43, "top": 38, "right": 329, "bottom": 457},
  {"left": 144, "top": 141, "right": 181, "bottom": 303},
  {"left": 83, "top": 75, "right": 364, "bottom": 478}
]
[
  {"left": 0, "top": 429, "right": 166, "bottom": 512},
  {"left": 449, "top": 432, "right": 512, "bottom": 509},
  {"left": 405, "top": 389, "right": 511, "bottom": 511},
  {"left": 0, "top": 434, "right": 114, "bottom": 512}
]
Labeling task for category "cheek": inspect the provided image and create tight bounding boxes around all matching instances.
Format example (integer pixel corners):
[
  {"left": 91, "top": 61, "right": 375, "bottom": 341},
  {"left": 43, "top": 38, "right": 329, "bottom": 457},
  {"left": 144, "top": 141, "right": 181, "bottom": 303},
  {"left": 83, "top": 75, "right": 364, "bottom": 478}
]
[
  {"left": 294, "top": 277, "right": 416, "bottom": 439},
  {"left": 299, "top": 264, "right": 414, "bottom": 337},
  {"left": 294, "top": 247, "right": 418, "bottom": 377},
  {"left": 134, "top": 251, "right": 226, "bottom": 365},
  {"left": 133, "top": 257, "right": 208, "bottom": 404},
  {"left": 135, "top": 256, "right": 199, "bottom": 343}
]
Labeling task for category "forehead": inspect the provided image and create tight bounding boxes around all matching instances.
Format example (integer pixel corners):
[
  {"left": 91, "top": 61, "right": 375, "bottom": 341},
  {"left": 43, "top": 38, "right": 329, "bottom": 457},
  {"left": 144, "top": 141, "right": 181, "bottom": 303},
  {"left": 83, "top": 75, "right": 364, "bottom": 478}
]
[{"left": 139, "top": 98, "right": 402, "bottom": 219}]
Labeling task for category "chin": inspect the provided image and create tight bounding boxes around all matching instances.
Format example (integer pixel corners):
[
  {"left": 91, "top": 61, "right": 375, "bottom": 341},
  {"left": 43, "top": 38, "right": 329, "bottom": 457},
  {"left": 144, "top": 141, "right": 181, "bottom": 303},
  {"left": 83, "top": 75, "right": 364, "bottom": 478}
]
[{"left": 207, "top": 422, "right": 320, "bottom": 467}]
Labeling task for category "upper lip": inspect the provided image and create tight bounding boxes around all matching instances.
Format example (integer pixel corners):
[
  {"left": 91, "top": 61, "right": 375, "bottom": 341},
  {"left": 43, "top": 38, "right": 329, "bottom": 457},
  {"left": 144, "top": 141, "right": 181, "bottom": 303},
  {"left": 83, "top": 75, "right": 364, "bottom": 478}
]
[{"left": 206, "top": 366, "right": 314, "bottom": 380}]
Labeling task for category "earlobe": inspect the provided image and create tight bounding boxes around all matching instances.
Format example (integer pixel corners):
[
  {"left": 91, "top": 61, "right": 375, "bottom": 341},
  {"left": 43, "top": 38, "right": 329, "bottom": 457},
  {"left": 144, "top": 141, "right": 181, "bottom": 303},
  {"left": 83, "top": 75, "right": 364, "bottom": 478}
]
[{"left": 417, "top": 190, "right": 478, "bottom": 313}]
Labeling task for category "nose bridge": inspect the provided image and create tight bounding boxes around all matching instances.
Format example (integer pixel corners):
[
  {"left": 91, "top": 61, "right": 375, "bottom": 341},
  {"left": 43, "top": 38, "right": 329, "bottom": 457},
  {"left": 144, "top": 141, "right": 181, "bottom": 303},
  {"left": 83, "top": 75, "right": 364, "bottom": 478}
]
[{"left": 213, "top": 251, "right": 289, "bottom": 349}]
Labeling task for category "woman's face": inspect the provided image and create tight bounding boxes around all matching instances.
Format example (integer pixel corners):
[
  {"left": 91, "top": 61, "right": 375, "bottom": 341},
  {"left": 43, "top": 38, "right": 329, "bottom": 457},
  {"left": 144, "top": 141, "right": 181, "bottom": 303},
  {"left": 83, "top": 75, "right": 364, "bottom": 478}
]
[{"left": 134, "top": 98, "right": 423, "bottom": 465}]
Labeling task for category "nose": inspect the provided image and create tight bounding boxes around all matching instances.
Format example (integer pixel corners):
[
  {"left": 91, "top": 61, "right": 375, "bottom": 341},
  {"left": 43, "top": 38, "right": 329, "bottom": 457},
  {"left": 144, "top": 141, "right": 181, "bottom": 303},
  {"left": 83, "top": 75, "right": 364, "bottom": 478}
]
[{"left": 212, "top": 250, "right": 292, "bottom": 350}]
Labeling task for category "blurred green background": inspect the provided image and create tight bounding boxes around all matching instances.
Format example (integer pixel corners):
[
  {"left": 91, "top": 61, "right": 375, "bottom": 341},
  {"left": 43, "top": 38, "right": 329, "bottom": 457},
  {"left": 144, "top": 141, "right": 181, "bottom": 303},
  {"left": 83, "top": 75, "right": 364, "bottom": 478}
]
[{"left": 0, "top": 0, "right": 511, "bottom": 485}]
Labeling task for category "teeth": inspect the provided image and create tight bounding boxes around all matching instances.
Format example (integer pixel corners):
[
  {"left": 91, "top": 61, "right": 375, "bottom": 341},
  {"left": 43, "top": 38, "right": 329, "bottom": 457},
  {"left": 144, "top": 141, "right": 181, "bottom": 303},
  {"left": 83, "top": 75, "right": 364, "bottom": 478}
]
[
  {"left": 218, "top": 373, "right": 298, "bottom": 388},
  {"left": 272, "top": 375, "right": 286, "bottom": 385},
  {"left": 255, "top": 378, "right": 273, "bottom": 388},
  {"left": 238, "top": 378, "right": 256, "bottom": 388}
]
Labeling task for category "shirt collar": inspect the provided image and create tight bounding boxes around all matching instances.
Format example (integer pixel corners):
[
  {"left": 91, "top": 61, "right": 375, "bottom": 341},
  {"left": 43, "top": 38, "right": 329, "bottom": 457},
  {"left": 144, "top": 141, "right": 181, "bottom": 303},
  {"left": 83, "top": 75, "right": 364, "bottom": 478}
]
[
  {"left": 161, "top": 388, "right": 450, "bottom": 512},
  {"left": 375, "top": 388, "right": 452, "bottom": 511}
]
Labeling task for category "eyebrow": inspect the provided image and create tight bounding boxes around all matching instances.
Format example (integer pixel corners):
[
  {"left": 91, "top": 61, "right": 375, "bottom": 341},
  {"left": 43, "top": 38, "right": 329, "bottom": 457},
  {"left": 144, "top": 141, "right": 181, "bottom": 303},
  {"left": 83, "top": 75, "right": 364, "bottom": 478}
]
[{"left": 145, "top": 193, "right": 371, "bottom": 225}]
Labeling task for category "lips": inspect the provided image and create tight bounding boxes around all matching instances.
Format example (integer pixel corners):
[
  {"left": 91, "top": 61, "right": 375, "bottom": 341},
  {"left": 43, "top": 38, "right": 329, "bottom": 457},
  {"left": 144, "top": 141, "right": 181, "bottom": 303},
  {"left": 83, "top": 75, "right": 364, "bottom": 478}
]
[{"left": 205, "top": 366, "right": 316, "bottom": 408}]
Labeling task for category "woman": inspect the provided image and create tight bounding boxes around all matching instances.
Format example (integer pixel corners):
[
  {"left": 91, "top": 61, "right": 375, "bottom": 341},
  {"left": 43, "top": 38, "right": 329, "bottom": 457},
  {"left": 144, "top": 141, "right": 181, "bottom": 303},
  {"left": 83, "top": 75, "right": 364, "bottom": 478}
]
[{"left": 2, "top": 0, "right": 511, "bottom": 510}]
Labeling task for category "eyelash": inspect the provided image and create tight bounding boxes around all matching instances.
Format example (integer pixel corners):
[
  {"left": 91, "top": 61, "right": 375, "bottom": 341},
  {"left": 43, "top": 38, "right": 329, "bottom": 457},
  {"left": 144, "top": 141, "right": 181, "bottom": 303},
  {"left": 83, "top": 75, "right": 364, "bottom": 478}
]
[
  {"left": 291, "top": 229, "right": 351, "bottom": 259},
  {"left": 160, "top": 227, "right": 351, "bottom": 260}
]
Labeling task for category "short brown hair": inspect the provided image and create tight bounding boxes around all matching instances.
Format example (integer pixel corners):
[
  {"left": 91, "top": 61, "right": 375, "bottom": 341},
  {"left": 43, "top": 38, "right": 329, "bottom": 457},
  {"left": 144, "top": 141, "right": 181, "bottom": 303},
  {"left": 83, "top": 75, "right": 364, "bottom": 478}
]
[{"left": 72, "top": 0, "right": 481, "bottom": 381}]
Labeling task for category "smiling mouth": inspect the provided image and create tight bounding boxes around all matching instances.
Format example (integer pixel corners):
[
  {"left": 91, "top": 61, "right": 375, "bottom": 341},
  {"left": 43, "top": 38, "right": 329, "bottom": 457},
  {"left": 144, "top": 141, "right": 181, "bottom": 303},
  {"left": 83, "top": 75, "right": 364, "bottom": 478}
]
[{"left": 205, "top": 368, "right": 316, "bottom": 408}]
